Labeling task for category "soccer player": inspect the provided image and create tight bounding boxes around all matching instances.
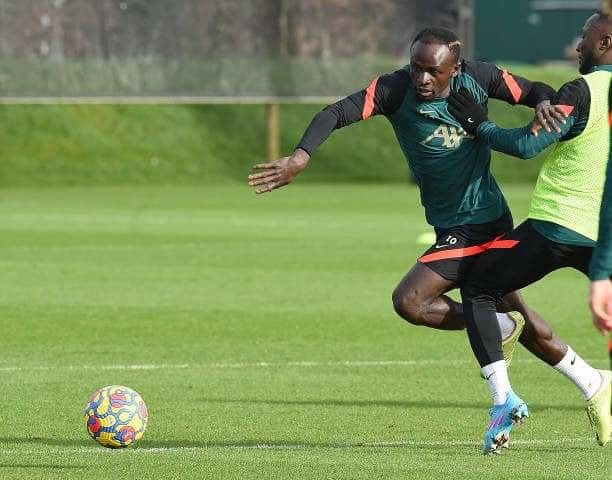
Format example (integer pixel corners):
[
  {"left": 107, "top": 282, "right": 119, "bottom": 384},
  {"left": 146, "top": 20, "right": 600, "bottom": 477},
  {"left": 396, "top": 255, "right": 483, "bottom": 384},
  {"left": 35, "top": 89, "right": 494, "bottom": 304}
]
[
  {"left": 447, "top": 13, "right": 612, "bottom": 453},
  {"left": 588, "top": 82, "right": 612, "bottom": 335},
  {"left": 247, "top": 27, "right": 596, "bottom": 445}
]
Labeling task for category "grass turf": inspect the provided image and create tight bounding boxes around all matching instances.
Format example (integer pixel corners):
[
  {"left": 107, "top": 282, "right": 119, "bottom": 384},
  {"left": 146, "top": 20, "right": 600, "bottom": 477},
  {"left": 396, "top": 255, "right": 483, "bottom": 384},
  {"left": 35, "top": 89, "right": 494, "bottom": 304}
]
[{"left": 0, "top": 183, "right": 609, "bottom": 479}]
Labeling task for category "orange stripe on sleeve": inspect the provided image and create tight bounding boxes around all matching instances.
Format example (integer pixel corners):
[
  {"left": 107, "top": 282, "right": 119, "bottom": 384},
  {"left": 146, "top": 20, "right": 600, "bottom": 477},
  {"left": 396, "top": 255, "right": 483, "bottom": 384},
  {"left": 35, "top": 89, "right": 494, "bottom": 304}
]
[
  {"left": 362, "top": 77, "right": 379, "bottom": 120},
  {"left": 609, "top": 111, "right": 612, "bottom": 127},
  {"left": 502, "top": 70, "right": 523, "bottom": 103},
  {"left": 555, "top": 104, "right": 575, "bottom": 116}
]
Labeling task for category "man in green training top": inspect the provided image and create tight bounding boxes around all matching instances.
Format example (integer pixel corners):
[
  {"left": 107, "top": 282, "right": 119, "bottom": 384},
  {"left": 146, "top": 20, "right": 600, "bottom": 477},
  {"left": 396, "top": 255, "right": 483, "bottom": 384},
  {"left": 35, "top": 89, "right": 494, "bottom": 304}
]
[
  {"left": 248, "top": 27, "right": 602, "bottom": 449},
  {"left": 448, "top": 12, "right": 612, "bottom": 454}
]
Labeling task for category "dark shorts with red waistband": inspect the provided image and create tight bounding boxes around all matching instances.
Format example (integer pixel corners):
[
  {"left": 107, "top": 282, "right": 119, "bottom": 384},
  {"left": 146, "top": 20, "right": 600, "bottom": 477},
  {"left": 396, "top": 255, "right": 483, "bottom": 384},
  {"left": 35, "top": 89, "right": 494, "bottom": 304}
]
[{"left": 418, "top": 211, "right": 515, "bottom": 283}]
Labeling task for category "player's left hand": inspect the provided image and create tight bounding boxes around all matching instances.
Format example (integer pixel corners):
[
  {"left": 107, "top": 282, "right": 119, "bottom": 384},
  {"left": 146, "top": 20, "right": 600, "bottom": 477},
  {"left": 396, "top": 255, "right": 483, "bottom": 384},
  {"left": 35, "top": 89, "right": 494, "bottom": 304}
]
[
  {"left": 447, "top": 88, "right": 488, "bottom": 135},
  {"left": 531, "top": 101, "right": 569, "bottom": 136},
  {"left": 589, "top": 279, "right": 612, "bottom": 334}
]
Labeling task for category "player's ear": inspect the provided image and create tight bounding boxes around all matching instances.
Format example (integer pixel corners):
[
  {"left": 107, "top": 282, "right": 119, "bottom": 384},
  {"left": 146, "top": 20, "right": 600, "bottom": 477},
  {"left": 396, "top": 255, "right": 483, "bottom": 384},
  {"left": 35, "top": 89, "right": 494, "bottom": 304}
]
[
  {"left": 451, "top": 62, "right": 461, "bottom": 78},
  {"left": 601, "top": 33, "right": 612, "bottom": 51}
]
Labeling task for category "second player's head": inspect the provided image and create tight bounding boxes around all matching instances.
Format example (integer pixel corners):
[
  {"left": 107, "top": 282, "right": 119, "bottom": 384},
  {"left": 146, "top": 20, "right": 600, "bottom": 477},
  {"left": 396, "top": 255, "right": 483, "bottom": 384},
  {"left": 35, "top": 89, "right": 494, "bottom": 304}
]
[
  {"left": 576, "top": 12, "right": 612, "bottom": 74},
  {"left": 410, "top": 27, "right": 461, "bottom": 101}
]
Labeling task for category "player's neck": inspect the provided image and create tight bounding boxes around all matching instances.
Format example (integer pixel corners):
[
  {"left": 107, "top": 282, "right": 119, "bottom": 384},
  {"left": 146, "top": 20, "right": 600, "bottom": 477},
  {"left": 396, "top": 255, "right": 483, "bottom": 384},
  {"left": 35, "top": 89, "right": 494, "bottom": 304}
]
[{"left": 436, "top": 86, "right": 451, "bottom": 99}]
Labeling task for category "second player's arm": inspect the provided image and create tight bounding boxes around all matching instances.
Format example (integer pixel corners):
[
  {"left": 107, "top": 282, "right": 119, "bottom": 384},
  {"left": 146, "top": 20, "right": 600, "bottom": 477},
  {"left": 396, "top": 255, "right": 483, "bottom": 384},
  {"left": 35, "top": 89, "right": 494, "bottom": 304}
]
[
  {"left": 452, "top": 78, "right": 587, "bottom": 159},
  {"left": 476, "top": 118, "right": 574, "bottom": 159}
]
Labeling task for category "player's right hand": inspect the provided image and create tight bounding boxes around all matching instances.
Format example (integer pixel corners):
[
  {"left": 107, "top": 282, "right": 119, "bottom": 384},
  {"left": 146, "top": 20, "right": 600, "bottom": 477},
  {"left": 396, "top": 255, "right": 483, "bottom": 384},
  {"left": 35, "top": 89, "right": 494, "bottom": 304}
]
[
  {"left": 531, "top": 101, "right": 569, "bottom": 136},
  {"left": 589, "top": 279, "right": 612, "bottom": 334},
  {"left": 248, "top": 149, "right": 310, "bottom": 194}
]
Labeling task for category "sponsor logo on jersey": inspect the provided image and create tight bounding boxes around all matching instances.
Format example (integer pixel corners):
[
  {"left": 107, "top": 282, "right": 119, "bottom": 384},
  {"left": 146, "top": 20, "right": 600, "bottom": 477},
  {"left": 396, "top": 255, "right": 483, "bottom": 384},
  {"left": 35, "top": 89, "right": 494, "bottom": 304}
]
[
  {"left": 418, "top": 109, "right": 436, "bottom": 117},
  {"left": 421, "top": 124, "right": 471, "bottom": 149}
]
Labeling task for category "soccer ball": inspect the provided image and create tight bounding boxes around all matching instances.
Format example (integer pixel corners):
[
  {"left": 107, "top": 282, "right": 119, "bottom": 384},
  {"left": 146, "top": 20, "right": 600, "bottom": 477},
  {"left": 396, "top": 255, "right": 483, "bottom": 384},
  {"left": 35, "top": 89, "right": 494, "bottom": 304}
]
[{"left": 84, "top": 385, "right": 148, "bottom": 448}]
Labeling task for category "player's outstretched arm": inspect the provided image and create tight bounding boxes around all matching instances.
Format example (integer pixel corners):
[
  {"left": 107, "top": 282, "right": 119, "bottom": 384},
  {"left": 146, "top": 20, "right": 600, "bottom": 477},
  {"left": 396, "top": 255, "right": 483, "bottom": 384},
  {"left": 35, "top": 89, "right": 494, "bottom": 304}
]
[
  {"left": 247, "top": 70, "right": 407, "bottom": 194},
  {"left": 248, "top": 148, "right": 310, "bottom": 194}
]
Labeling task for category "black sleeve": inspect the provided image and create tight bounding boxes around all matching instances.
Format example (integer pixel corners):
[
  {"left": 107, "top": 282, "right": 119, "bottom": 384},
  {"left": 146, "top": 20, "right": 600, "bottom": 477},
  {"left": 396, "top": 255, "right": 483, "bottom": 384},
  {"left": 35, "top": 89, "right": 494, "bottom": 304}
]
[
  {"left": 462, "top": 60, "right": 556, "bottom": 107},
  {"left": 296, "top": 70, "right": 410, "bottom": 155},
  {"left": 550, "top": 78, "right": 591, "bottom": 140}
]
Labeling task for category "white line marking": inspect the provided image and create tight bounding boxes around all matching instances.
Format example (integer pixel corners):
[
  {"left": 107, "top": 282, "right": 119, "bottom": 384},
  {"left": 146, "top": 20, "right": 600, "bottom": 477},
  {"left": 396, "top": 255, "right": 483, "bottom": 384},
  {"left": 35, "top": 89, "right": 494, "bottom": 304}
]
[
  {"left": 0, "top": 358, "right": 602, "bottom": 372},
  {"left": 0, "top": 364, "right": 191, "bottom": 372},
  {"left": 0, "top": 438, "right": 592, "bottom": 455}
]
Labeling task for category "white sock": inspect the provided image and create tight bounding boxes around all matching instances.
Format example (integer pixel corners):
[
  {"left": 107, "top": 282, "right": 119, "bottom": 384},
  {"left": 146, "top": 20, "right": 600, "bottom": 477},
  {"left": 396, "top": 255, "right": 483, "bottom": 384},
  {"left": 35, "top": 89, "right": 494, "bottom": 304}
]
[
  {"left": 481, "top": 360, "right": 512, "bottom": 405},
  {"left": 496, "top": 313, "right": 516, "bottom": 340},
  {"left": 553, "top": 347, "right": 602, "bottom": 400}
]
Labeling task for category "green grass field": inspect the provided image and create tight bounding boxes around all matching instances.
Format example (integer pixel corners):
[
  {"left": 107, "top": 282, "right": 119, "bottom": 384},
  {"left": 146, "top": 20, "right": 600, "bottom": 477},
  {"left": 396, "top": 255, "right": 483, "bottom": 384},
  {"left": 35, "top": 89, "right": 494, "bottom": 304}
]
[{"left": 0, "top": 183, "right": 609, "bottom": 479}]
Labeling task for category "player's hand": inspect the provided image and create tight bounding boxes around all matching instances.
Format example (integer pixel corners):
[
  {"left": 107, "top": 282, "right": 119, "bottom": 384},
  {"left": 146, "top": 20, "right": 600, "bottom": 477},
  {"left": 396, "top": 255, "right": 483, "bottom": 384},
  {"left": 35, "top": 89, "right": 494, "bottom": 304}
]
[
  {"left": 447, "top": 88, "right": 488, "bottom": 135},
  {"left": 589, "top": 279, "right": 612, "bottom": 334},
  {"left": 531, "top": 101, "right": 569, "bottom": 136},
  {"left": 248, "top": 149, "right": 310, "bottom": 194}
]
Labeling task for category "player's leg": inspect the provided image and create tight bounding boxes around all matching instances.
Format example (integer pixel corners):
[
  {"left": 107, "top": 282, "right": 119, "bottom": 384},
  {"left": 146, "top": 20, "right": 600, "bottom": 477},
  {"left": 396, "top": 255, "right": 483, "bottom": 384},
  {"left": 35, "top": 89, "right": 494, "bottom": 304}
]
[
  {"left": 461, "top": 222, "right": 595, "bottom": 371},
  {"left": 497, "top": 290, "right": 566, "bottom": 365},
  {"left": 460, "top": 223, "right": 558, "bottom": 453},
  {"left": 391, "top": 256, "right": 525, "bottom": 449},
  {"left": 564, "top": 245, "right": 611, "bottom": 446},
  {"left": 391, "top": 262, "right": 464, "bottom": 330},
  {"left": 498, "top": 238, "right": 605, "bottom": 406},
  {"left": 461, "top": 221, "right": 606, "bottom": 450},
  {"left": 392, "top": 226, "right": 575, "bottom": 367},
  {"left": 392, "top": 215, "right": 521, "bottom": 334},
  {"left": 392, "top": 260, "right": 527, "bottom": 352}
]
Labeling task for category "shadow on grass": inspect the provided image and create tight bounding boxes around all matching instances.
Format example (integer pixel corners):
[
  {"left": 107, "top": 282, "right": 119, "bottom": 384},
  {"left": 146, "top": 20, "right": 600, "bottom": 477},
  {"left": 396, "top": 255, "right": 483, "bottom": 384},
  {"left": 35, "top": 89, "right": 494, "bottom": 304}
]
[
  {"left": 0, "top": 436, "right": 596, "bottom": 453},
  {"left": 120, "top": 439, "right": 600, "bottom": 453},
  {"left": 197, "top": 397, "right": 583, "bottom": 412},
  {"left": 0, "top": 437, "right": 91, "bottom": 448}
]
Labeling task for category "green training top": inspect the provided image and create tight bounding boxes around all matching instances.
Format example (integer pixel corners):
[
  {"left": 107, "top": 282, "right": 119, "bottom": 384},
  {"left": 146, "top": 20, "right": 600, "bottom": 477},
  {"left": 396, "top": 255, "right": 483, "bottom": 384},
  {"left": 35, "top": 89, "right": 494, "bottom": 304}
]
[
  {"left": 387, "top": 65, "right": 508, "bottom": 228},
  {"left": 297, "top": 61, "right": 555, "bottom": 229}
]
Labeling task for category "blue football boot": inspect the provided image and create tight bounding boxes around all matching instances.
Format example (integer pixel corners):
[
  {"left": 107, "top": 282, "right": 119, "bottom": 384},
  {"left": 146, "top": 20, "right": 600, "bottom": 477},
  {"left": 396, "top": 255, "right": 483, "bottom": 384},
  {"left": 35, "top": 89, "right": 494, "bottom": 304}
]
[{"left": 483, "top": 390, "right": 529, "bottom": 455}]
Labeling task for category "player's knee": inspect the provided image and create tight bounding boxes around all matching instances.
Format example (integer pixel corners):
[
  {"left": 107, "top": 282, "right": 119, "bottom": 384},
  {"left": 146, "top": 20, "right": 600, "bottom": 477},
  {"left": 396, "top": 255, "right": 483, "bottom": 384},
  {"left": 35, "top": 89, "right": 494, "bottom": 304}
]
[{"left": 391, "top": 287, "right": 425, "bottom": 326}]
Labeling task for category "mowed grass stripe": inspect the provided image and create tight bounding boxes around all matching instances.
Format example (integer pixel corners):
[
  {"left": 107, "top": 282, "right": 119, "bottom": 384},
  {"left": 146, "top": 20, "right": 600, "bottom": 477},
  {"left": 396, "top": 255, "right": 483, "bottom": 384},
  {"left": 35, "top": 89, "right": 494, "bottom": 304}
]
[{"left": 0, "top": 357, "right": 604, "bottom": 372}]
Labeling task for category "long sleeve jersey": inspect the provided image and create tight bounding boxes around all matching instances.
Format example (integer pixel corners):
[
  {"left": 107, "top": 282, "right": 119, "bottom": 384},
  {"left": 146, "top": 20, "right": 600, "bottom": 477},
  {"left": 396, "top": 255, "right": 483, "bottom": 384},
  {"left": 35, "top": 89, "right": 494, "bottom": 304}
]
[{"left": 296, "top": 61, "right": 555, "bottom": 228}]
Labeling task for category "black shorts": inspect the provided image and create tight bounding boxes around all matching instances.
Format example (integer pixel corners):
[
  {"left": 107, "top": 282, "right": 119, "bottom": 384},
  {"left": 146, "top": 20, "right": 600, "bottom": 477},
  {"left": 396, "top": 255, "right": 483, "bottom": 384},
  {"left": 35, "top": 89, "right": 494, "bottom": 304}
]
[
  {"left": 418, "top": 211, "right": 514, "bottom": 283},
  {"left": 462, "top": 219, "right": 594, "bottom": 298}
]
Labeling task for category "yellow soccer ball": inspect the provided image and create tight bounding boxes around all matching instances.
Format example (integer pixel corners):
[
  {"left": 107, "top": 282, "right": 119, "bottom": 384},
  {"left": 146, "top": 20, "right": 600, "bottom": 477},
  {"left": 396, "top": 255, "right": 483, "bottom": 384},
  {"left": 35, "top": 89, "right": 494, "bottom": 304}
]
[{"left": 84, "top": 385, "right": 148, "bottom": 448}]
